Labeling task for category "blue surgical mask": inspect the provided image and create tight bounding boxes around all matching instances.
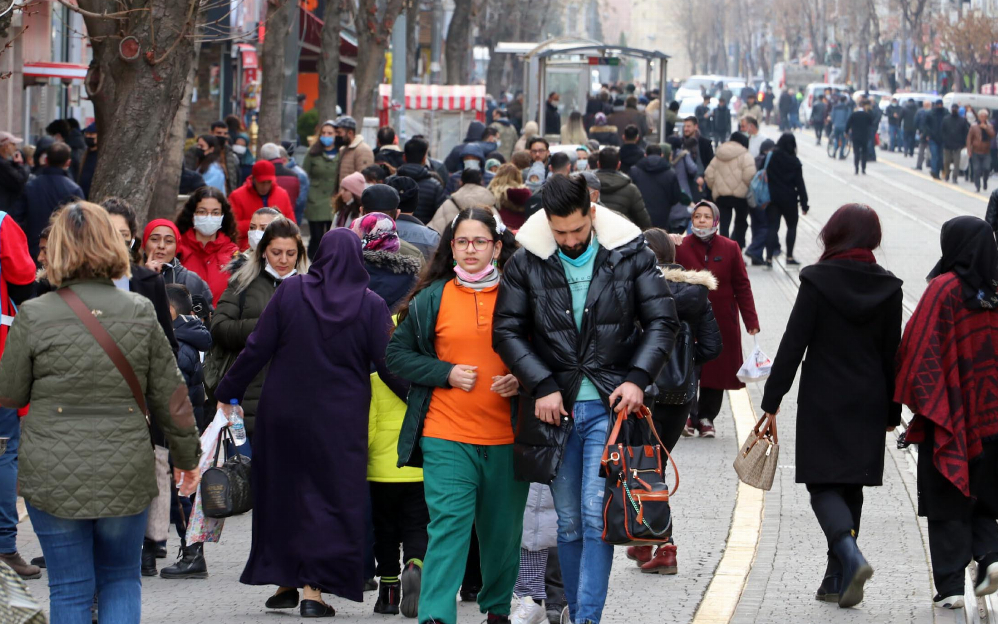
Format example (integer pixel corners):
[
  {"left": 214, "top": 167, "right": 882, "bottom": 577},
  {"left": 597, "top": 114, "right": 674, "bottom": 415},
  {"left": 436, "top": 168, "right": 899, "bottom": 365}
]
[
  {"left": 558, "top": 234, "right": 596, "bottom": 267},
  {"left": 319, "top": 136, "right": 334, "bottom": 147}
]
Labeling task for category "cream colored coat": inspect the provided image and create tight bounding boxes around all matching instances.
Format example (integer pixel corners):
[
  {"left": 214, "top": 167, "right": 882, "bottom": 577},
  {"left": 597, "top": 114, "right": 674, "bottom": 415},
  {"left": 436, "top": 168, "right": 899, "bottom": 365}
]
[{"left": 704, "top": 141, "right": 756, "bottom": 200}]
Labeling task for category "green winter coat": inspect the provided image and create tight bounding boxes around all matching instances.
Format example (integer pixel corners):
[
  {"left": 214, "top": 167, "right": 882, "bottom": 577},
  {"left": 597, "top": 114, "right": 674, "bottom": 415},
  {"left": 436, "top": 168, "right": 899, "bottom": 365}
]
[
  {"left": 0, "top": 280, "right": 200, "bottom": 519},
  {"left": 210, "top": 267, "right": 282, "bottom": 435},
  {"left": 385, "top": 280, "right": 517, "bottom": 469},
  {"left": 302, "top": 150, "right": 341, "bottom": 223}
]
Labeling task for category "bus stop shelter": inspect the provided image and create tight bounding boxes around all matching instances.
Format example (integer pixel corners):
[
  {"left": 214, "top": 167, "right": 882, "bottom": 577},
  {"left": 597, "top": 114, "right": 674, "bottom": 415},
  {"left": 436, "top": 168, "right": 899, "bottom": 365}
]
[{"left": 495, "top": 39, "right": 670, "bottom": 140}]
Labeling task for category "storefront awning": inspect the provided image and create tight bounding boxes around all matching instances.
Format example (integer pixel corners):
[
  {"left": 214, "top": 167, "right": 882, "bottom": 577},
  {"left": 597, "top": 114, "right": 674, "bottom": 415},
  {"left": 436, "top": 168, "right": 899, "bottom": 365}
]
[{"left": 23, "top": 62, "right": 88, "bottom": 81}]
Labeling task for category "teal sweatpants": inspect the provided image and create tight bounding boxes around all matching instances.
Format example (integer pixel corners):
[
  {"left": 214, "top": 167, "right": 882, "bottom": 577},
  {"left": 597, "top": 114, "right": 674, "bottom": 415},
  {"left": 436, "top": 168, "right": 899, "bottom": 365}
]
[{"left": 418, "top": 437, "right": 529, "bottom": 624}]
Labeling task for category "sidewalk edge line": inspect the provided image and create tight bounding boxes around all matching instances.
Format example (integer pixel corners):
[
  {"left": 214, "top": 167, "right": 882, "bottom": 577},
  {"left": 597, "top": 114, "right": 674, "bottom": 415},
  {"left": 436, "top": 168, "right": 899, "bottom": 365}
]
[{"left": 690, "top": 388, "right": 765, "bottom": 624}]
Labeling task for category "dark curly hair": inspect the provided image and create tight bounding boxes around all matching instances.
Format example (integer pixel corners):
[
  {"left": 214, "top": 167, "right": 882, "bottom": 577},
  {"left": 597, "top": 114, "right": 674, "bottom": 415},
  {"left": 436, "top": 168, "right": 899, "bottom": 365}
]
[
  {"left": 175, "top": 186, "right": 239, "bottom": 243},
  {"left": 397, "top": 207, "right": 517, "bottom": 323}
]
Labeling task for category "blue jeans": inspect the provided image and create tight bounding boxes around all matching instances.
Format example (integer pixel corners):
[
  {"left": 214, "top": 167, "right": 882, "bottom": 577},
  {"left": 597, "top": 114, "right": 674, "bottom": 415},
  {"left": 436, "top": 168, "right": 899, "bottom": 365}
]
[
  {"left": 551, "top": 400, "right": 613, "bottom": 624},
  {"left": 0, "top": 407, "right": 20, "bottom": 554},
  {"left": 930, "top": 140, "right": 943, "bottom": 176},
  {"left": 832, "top": 128, "right": 847, "bottom": 157},
  {"left": 788, "top": 111, "right": 800, "bottom": 129},
  {"left": 889, "top": 125, "right": 902, "bottom": 151},
  {"left": 27, "top": 502, "right": 148, "bottom": 624},
  {"left": 745, "top": 207, "right": 768, "bottom": 259}
]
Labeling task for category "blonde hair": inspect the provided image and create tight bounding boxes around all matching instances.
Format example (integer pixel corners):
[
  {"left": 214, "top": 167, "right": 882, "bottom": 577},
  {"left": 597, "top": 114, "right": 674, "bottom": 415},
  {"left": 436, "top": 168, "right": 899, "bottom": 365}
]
[
  {"left": 228, "top": 216, "right": 310, "bottom": 294},
  {"left": 48, "top": 201, "right": 131, "bottom": 287},
  {"left": 488, "top": 163, "right": 526, "bottom": 205}
]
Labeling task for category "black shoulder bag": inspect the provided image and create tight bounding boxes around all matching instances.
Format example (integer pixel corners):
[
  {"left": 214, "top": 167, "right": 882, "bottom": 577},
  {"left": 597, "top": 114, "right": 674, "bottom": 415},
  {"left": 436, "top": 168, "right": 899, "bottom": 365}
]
[
  {"left": 654, "top": 321, "right": 696, "bottom": 405},
  {"left": 200, "top": 426, "right": 252, "bottom": 518}
]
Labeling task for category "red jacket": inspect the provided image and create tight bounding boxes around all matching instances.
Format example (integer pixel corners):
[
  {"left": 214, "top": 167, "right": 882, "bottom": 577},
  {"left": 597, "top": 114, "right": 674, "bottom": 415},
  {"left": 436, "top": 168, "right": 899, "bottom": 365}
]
[
  {"left": 176, "top": 229, "right": 239, "bottom": 306},
  {"left": 0, "top": 213, "right": 36, "bottom": 362},
  {"left": 675, "top": 233, "right": 760, "bottom": 390},
  {"left": 227, "top": 177, "right": 295, "bottom": 250}
]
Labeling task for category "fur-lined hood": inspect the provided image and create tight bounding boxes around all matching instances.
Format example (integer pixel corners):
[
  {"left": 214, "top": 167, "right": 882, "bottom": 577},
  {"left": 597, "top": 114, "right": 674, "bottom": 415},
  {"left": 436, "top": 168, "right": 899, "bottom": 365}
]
[
  {"left": 660, "top": 265, "right": 718, "bottom": 290},
  {"left": 515, "top": 204, "right": 641, "bottom": 259},
  {"left": 363, "top": 249, "right": 422, "bottom": 275}
]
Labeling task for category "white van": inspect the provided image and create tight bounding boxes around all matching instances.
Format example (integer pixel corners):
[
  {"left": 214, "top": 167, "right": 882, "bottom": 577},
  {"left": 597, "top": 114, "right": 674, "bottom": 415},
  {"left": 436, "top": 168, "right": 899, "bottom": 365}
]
[
  {"left": 799, "top": 83, "right": 849, "bottom": 124},
  {"left": 942, "top": 92, "right": 998, "bottom": 113}
]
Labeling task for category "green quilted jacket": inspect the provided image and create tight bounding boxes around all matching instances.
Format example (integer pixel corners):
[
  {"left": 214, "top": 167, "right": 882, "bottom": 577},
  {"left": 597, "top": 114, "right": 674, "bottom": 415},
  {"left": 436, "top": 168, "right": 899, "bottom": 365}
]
[{"left": 0, "top": 280, "right": 201, "bottom": 519}]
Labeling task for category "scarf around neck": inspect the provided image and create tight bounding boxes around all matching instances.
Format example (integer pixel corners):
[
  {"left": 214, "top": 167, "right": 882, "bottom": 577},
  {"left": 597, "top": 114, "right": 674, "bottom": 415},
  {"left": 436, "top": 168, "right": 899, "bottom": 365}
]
[{"left": 455, "top": 265, "right": 500, "bottom": 290}]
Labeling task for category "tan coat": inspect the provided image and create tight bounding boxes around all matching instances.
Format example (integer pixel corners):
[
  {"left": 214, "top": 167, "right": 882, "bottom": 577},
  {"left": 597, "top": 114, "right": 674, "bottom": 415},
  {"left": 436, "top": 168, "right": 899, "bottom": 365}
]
[
  {"left": 428, "top": 184, "right": 501, "bottom": 234},
  {"left": 967, "top": 122, "right": 996, "bottom": 155},
  {"left": 338, "top": 135, "right": 375, "bottom": 185},
  {"left": 704, "top": 141, "right": 756, "bottom": 200}
]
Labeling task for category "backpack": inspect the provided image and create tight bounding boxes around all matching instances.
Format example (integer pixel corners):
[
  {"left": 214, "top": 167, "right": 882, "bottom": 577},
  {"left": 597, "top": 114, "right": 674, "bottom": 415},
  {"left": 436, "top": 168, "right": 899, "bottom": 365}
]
[
  {"left": 749, "top": 151, "right": 773, "bottom": 208},
  {"left": 654, "top": 321, "right": 696, "bottom": 404}
]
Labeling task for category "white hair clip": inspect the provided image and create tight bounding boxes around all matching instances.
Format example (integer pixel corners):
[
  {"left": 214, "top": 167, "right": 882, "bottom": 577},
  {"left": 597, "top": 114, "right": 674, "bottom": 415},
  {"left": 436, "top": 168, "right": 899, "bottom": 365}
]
[
  {"left": 495, "top": 215, "right": 507, "bottom": 235},
  {"left": 451, "top": 214, "right": 460, "bottom": 231}
]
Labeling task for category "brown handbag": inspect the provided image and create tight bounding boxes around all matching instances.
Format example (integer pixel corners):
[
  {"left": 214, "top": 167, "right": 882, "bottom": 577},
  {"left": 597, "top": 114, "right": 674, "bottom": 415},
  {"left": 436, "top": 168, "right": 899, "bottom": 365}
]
[
  {"left": 733, "top": 413, "right": 779, "bottom": 491},
  {"left": 58, "top": 288, "right": 150, "bottom": 426}
]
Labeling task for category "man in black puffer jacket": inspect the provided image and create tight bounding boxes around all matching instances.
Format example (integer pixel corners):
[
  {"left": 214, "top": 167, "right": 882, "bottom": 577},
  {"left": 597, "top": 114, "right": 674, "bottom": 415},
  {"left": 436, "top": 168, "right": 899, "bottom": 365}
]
[
  {"left": 493, "top": 174, "right": 678, "bottom": 624},
  {"left": 396, "top": 136, "right": 448, "bottom": 224},
  {"left": 629, "top": 145, "right": 687, "bottom": 230}
]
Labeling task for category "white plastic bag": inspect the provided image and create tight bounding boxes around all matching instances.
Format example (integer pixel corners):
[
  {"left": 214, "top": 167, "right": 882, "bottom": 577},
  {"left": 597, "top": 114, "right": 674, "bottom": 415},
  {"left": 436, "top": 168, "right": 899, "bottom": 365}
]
[
  {"left": 736, "top": 336, "right": 772, "bottom": 383},
  {"left": 184, "top": 409, "right": 229, "bottom": 544}
]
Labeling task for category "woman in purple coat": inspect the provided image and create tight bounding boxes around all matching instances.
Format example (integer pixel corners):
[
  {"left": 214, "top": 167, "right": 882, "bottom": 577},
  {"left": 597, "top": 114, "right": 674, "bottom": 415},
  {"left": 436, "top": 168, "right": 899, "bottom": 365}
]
[{"left": 215, "top": 229, "right": 404, "bottom": 618}]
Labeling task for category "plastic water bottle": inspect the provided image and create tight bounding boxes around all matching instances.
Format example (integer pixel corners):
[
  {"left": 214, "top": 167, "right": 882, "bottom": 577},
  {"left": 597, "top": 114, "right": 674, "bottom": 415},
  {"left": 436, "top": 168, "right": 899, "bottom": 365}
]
[{"left": 228, "top": 399, "right": 247, "bottom": 446}]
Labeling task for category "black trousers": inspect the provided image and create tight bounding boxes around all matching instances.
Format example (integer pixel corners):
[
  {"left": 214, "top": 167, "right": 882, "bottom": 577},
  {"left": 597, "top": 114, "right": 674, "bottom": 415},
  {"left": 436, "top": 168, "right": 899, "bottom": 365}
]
[
  {"left": 652, "top": 401, "right": 695, "bottom": 453},
  {"left": 370, "top": 481, "right": 430, "bottom": 578},
  {"left": 813, "top": 124, "right": 824, "bottom": 143},
  {"left": 807, "top": 484, "right": 864, "bottom": 551},
  {"left": 696, "top": 387, "right": 724, "bottom": 425},
  {"left": 716, "top": 196, "right": 750, "bottom": 249},
  {"left": 853, "top": 141, "right": 869, "bottom": 173},
  {"left": 463, "top": 525, "right": 482, "bottom": 593},
  {"left": 545, "top": 545, "right": 565, "bottom": 610},
  {"left": 928, "top": 515, "right": 998, "bottom": 596},
  {"left": 765, "top": 201, "right": 798, "bottom": 259},
  {"left": 307, "top": 220, "right": 331, "bottom": 260}
]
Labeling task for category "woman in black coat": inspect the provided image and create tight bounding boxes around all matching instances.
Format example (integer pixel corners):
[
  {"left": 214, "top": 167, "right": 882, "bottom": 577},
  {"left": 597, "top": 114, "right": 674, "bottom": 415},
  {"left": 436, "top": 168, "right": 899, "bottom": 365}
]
[
  {"left": 764, "top": 133, "right": 809, "bottom": 267},
  {"left": 761, "top": 204, "right": 902, "bottom": 609},
  {"left": 627, "top": 228, "right": 722, "bottom": 574}
]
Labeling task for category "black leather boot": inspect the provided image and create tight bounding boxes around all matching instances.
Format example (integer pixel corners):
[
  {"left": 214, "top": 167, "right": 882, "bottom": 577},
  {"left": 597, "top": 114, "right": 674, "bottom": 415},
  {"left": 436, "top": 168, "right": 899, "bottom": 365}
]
[
  {"left": 159, "top": 542, "right": 208, "bottom": 579},
  {"left": 832, "top": 533, "right": 873, "bottom": 608},
  {"left": 815, "top": 556, "right": 842, "bottom": 602},
  {"left": 373, "top": 579, "right": 401, "bottom": 615},
  {"left": 141, "top": 539, "right": 157, "bottom": 577}
]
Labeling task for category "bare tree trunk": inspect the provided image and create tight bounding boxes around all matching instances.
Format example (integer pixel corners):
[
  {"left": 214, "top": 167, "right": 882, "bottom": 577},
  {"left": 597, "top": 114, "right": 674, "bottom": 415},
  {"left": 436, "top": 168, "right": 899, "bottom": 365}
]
[
  {"left": 258, "top": 0, "right": 294, "bottom": 146},
  {"left": 149, "top": 43, "right": 200, "bottom": 220},
  {"left": 354, "top": 0, "right": 405, "bottom": 119},
  {"left": 445, "top": 0, "right": 473, "bottom": 85},
  {"left": 406, "top": 0, "right": 419, "bottom": 82},
  {"left": 78, "top": 0, "right": 201, "bottom": 222},
  {"left": 317, "top": 0, "right": 343, "bottom": 124}
]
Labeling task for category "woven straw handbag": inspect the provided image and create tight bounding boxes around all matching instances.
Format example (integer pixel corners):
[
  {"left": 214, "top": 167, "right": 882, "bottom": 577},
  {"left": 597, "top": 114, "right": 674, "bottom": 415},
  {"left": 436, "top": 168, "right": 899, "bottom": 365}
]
[{"left": 733, "top": 413, "right": 779, "bottom": 491}]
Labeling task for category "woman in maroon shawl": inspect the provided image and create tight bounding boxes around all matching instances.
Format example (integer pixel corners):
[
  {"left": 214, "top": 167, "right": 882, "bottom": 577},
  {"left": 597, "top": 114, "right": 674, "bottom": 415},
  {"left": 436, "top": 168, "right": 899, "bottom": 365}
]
[
  {"left": 216, "top": 229, "right": 405, "bottom": 618},
  {"left": 896, "top": 215, "right": 998, "bottom": 610}
]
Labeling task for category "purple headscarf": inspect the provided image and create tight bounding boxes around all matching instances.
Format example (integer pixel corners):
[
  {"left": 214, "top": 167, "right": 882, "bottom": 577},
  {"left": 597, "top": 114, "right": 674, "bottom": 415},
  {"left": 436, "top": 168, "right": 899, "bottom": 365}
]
[
  {"left": 350, "top": 212, "right": 401, "bottom": 253},
  {"left": 301, "top": 229, "right": 371, "bottom": 339}
]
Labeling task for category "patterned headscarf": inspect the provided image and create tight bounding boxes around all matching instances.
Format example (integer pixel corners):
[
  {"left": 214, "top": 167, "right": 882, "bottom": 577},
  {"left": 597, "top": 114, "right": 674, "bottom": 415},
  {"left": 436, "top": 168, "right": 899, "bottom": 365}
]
[{"left": 350, "top": 212, "right": 400, "bottom": 253}]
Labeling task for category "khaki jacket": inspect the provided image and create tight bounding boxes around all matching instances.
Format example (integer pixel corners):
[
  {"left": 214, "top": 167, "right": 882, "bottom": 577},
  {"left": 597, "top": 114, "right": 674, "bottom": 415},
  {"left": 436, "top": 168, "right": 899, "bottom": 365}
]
[
  {"left": 338, "top": 135, "right": 375, "bottom": 185},
  {"left": 704, "top": 141, "right": 756, "bottom": 199}
]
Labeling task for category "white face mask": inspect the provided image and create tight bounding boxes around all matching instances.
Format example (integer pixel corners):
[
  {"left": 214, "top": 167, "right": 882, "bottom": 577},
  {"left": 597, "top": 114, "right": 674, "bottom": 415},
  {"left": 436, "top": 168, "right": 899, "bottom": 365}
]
[
  {"left": 576, "top": 160, "right": 589, "bottom": 171},
  {"left": 193, "top": 215, "right": 223, "bottom": 237},
  {"left": 463, "top": 159, "right": 481, "bottom": 171},
  {"left": 231, "top": 144, "right": 247, "bottom": 156},
  {"left": 247, "top": 229, "right": 265, "bottom": 250},
  {"left": 496, "top": 140, "right": 502, "bottom": 148},
  {"left": 265, "top": 262, "right": 297, "bottom": 281}
]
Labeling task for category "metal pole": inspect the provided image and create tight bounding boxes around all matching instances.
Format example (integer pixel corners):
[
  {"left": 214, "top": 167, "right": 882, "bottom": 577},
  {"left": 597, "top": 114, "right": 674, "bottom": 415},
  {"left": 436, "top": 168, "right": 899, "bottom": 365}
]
[
  {"left": 659, "top": 59, "right": 667, "bottom": 138},
  {"left": 538, "top": 58, "right": 546, "bottom": 135},
  {"left": 391, "top": 8, "right": 407, "bottom": 137},
  {"left": 430, "top": 0, "right": 443, "bottom": 84}
]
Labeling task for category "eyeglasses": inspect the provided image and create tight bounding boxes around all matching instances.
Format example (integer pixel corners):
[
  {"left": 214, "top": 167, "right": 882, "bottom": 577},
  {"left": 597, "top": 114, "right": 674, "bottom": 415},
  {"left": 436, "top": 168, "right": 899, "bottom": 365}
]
[
  {"left": 452, "top": 237, "right": 495, "bottom": 251},
  {"left": 195, "top": 209, "right": 223, "bottom": 218},
  {"left": 530, "top": 148, "right": 548, "bottom": 154}
]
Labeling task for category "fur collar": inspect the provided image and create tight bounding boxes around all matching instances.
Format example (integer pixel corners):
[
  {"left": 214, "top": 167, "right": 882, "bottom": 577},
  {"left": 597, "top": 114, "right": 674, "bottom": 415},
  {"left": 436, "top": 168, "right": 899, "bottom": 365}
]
[
  {"left": 363, "top": 249, "right": 422, "bottom": 275},
  {"left": 515, "top": 204, "right": 641, "bottom": 259},
  {"left": 660, "top": 266, "right": 718, "bottom": 290}
]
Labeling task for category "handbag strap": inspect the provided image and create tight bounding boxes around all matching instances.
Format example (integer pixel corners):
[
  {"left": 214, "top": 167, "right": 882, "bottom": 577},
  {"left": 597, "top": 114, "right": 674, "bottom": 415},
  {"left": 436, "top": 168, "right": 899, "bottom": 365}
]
[
  {"left": 212, "top": 425, "right": 240, "bottom": 466},
  {"left": 752, "top": 412, "right": 779, "bottom": 445},
  {"left": 58, "top": 288, "right": 149, "bottom": 418}
]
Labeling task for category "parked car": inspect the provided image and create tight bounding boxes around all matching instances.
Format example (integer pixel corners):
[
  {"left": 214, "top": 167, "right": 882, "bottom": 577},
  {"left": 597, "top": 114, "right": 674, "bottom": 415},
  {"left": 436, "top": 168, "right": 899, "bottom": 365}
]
[{"left": 799, "top": 82, "right": 849, "bottom": 124}]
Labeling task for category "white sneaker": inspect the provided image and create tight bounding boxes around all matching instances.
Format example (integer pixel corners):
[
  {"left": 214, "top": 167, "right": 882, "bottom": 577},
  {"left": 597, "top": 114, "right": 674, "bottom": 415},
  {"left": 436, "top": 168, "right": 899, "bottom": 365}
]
[
  {"left": 976, "top": 561, "right": 998, "bottom": 596},
  {"left": 511, "top": 596, "right": 546, "bottom": 624},
  {"left": 933, "top": 593, "right": 964, "bottom": 609}
]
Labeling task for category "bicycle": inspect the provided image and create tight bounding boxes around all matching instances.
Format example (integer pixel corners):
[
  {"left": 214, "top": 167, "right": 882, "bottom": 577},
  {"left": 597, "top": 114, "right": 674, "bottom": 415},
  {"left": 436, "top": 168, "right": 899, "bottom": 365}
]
[{"left": 827, "top": 133, "right": 851, "bottom": 159}]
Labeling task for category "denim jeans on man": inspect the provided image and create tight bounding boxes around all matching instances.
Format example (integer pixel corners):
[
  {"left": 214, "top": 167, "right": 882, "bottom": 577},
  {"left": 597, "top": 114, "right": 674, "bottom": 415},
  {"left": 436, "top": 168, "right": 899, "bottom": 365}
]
[
  {"left": 831, "top": 129, "right": 847, "bottom": 158},
  {"left": 0, "top": 407, "right": 20, "bottom": 555},
  {"left": 550, "top": 399, "right": 613, "bottom": 624},
  {"left": 889, "top": 125, "right": 903, "bottom": 152},
  {"left": 745, "top": 208, "right": 768, "bottom": 261},
  {"left": 27, "top": 501, "right": 148, "bottom": 624},
  {"left": 930, "top": 140, "right": 943, "bottom": 177}
]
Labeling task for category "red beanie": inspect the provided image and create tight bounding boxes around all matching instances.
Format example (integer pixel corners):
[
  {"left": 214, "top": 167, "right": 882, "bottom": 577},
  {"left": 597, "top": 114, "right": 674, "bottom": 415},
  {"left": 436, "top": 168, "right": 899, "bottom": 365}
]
[
  {"left": 142, "top": 219, "right": 181, "bottom": 248},
  {"left": 252, "top": 159, "right": 277, "bottom": 182}
]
